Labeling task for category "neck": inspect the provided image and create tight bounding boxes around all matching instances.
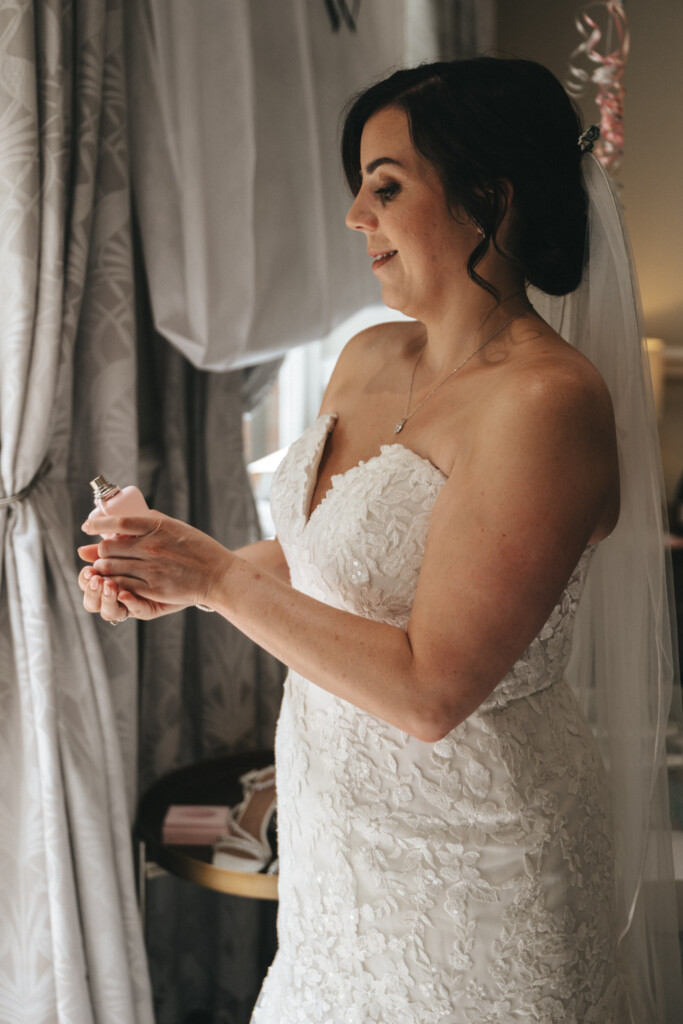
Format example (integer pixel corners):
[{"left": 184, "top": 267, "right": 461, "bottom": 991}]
[{"left": 416, "top": 279, "right": 532, "bottom": 375}]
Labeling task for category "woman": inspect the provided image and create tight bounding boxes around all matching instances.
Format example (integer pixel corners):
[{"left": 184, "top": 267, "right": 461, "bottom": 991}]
[{"left": 79, "top": 60, "right": 680, "bottom": 1022}]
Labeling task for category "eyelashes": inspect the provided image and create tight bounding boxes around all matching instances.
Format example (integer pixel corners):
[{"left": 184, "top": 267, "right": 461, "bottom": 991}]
[{"left": 374, "top": 183, "right": 400, "bottom": 203}]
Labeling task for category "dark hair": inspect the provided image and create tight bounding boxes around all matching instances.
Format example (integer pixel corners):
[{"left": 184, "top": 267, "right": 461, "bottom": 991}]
[{"left": 341, "top": 57, "right": 587, "bottom": 298}]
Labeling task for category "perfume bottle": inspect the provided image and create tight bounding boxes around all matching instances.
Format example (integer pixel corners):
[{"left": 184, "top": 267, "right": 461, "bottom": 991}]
[{"left": 89, "top": 476, "right": 150, "bottom": 538}]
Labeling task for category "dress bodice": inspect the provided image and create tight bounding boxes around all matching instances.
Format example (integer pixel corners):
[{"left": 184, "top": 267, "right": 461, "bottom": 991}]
[{"left": 270, "top": 413, "right": 594, "bottom": 711}]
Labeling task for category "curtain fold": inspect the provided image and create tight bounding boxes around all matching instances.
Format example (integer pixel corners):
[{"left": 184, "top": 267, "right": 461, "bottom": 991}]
[
  {"left": 134, "top": 326, "right": 285, "bottom": 1022},
  {"left": 137, "top": 340, "right": 285, "bottom": 790},
  {"left": 0, "top": 2, "right": 152, "bottom": 1021},
  {"left": 126, "top": 0, "right": 411, "bottom": 372}
]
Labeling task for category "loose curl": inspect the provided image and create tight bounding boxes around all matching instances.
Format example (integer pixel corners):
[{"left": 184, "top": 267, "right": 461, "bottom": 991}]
[{"left": 341, "top": 58, "right": 588, "bottom": 300}]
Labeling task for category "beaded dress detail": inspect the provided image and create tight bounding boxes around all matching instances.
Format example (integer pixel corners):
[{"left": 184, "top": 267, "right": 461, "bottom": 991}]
[{"left": 251, "top": 414, "right": 623, "bottom": 1024}]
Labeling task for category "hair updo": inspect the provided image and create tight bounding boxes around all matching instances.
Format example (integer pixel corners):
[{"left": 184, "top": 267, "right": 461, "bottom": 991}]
[{"left": 341, "top": 57, "right": 588, "bottom": 298}]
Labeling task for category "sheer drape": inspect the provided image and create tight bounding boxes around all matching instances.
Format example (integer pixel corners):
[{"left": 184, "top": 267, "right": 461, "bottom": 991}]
[
  {"left": 128, "top": 0, "right": 422, "bottom": 372},
  {"left": 0, "top": 1, "right": 152, "bottom": 1021}
]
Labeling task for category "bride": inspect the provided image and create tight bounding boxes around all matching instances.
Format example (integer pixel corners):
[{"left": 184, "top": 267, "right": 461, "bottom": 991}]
[{"left": 78, "top": 58, "right": 681, "bottom": 1022}]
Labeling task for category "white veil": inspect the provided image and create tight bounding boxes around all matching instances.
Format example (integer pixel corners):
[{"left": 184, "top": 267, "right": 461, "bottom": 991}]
[{"left": 531, "top": 154, "right": 683, "bottom": 1022}]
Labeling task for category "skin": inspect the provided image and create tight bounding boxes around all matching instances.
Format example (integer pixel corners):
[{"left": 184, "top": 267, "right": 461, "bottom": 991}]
[{"left": 78, "top": 106, "right": 620, "bottom": 743}]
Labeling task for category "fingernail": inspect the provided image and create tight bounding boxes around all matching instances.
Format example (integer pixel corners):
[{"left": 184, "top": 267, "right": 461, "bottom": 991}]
[
  {"left": 81, "top": 521, "right": 91, "bottom": 532},
  {"left": 83, "top": 569, "right": 92, "bottom": 580},
  {"left": 104, "top": 583, "right": 115, "bottom": 596},
  {"left": 89, "top": 577, "right": 99, "bottom": 590}
]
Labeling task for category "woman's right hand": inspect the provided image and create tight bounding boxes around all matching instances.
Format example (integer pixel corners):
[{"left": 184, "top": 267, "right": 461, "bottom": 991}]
[{"left": 78, "top": 546, "right": 188, "bottom": 623}]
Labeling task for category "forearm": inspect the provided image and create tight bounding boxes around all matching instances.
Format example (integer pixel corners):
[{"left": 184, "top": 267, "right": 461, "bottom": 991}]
[
  {"left": 233, "top": 538, "right": 290, "bottom": 583},
  {"left": 209, "top": 554, "right": 438, "bottom": 738},
  {"left": 84, "top": 513, "right": 470, "bottom": 739}
]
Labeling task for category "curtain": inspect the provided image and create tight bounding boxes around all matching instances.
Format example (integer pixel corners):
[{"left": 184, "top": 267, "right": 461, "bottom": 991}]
[
  {"left": 136, "top": 328, "right": 284, "bottom": 1023},
  {"left": 127, "top": 0, "right": 411, "bottom": 372},
  {"left": 0, "top": 2, "right": 152, "bottom": 1023},
  {"left": 136, "top": 332, "right": 285, "bottom": 792}
]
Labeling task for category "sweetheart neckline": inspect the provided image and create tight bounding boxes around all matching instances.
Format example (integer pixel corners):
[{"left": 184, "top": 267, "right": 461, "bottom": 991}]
[{"left": 304, "top": 413, "right": 447, "bottom": 528}]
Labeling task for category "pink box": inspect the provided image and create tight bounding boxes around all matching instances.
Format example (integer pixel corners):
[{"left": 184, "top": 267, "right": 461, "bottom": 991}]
[{"left": 162, "top": 804, "right": 231, "bottom": 845}]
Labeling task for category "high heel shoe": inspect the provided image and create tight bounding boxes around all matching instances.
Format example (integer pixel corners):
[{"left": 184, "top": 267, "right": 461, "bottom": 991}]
[{"left": 212, "top": 766, "right": 276, "bottom": 873}]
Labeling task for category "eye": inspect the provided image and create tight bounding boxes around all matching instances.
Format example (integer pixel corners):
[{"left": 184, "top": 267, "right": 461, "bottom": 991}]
[{"left": 374, "top": 182, "right": 400, "bottom": 204}]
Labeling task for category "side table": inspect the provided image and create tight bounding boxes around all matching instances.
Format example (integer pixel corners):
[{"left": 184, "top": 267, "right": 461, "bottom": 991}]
[{"left": 135, "top": 749, "right": 278, "bottom": 926}]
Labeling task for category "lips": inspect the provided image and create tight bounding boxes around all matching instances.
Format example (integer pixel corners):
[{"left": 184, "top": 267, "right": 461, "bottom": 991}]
[{"left": 370, "top": 250, "right": 397, "bottom": 271}]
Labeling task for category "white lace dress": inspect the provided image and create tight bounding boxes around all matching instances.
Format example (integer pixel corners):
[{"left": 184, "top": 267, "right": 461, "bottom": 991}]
[{"left": 251, "top": 413, "right": 624, "bottom": 1024}]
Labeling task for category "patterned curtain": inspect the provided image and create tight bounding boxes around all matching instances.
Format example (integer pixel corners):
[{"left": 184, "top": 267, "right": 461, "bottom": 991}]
[{"left": 0, "top": 1, "right": 152, "bottom": 1022}]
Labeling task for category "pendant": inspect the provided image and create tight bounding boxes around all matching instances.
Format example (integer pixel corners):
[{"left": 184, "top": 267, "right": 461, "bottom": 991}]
[{"left": 394, "top": 420, "right": 405, "bottom": 434}]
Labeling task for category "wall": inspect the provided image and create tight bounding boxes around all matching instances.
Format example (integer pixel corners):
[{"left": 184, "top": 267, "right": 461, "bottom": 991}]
[{"left": 496, "top": 0, "right": 683, "bottom": 500}]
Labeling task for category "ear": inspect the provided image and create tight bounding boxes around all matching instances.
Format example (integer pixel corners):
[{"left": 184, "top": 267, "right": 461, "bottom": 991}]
[
  {"left": 497, "top": 180, "right": 514, "bottom": 219},
  {"left": 485, "top": 180, "right": 513, "bottom": 220},
  {"left": 471, "top": 180, "right": 514, "bottom": 238},
  {"left": 494, "top": 180, "right": 516, "bottom": 250}
]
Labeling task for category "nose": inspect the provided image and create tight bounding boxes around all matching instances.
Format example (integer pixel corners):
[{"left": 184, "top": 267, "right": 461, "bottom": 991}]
[{"left": 345, "top": 190, "right": 378, "bottom": 232}]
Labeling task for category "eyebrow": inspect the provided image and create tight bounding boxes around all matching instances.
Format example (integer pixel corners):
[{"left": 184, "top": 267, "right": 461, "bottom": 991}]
[{"left": 363, "top": 157, "right": 404, "bottom": 177}]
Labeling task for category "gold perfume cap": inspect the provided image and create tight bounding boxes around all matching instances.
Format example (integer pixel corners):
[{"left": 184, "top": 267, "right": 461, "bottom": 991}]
[{"left": 90, "top": 476, "right": 120, "bottom": 501}]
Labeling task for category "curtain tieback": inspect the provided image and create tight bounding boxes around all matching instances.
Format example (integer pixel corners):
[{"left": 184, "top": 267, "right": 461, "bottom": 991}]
[{"left": 0, "top": 457, "right": 52, "bottom": 509}]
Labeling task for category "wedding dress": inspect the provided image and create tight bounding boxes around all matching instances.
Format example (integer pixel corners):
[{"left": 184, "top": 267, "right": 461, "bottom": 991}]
[{"left": 251, "top": 411, "right": 625, "bottom": 1024}]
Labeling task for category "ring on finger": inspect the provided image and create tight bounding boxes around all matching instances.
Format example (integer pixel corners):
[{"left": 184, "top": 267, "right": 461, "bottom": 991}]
[{"left": 109, "top": 608, "right": 129, "bottom": 626}]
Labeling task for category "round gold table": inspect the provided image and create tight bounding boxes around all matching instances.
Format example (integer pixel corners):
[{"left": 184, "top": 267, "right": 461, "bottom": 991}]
[{"left": 135, "top": 749, "right": 278, "bottom": 921}]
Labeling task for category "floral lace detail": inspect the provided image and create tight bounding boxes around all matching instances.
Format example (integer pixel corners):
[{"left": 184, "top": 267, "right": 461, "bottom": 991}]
[{"left": 255, "top": 416, "right": 623, "bottom": 1024}]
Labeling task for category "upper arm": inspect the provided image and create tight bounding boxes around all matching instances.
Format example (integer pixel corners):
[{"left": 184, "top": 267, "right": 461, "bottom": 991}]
[{"left": 406, "top": 365, "right": 618, "bottom": 733}]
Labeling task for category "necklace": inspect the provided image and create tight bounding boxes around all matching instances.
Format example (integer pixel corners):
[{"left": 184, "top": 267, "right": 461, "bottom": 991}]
[{"left": 394, "top": 312, "right": 526, "bottom": 434}]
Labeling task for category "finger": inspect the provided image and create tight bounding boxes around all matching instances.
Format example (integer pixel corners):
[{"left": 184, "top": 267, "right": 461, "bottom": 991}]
[
  {"left": 81, "top": 514, "right": 160, "bottom": 538},
  {"left": 117, "top": 590, "right": 156, "bottom": 621},
  {"left": 82, "top": 572, "right": 104, "bottom": 613},
  {"left": 78, "top": 565, "right": 98, "bottom": 592},
  {"left": 77, "top": 543, "right": 100, "bottom": 563},
  {"left": 94, "top": 573, "right": 156, "bottom": 598},
  {"left": 100, "top": 579, "right": 126, "bottom": 622},
  {"left": 92, "top": 557, "right": 147, "bottom": 584}
]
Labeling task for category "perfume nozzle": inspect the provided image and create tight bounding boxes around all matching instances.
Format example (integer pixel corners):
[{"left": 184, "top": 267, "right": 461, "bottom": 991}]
[{"left": 90, "top": 476, "right": 120, "bottom": 502}]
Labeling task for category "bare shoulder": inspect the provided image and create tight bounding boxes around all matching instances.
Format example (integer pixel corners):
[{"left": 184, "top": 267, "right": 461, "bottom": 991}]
[{"left": 482, "top": 319, "right": 615, "bottom": 444}]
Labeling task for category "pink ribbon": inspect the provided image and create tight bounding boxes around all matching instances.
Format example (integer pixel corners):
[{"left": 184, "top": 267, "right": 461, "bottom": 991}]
[{"left": 567, "top": 1, "right": 630, "bottom": 173}]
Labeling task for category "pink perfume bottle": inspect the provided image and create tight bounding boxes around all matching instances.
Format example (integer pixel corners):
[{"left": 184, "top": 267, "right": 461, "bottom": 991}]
[{"left": 89, "top": 476, "right": 150, "bottom": 538}]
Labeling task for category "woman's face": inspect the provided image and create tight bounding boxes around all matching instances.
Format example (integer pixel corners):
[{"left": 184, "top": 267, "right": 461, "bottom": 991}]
[{"left": 345, "top": 106, "right": 480, "bottom": 320}]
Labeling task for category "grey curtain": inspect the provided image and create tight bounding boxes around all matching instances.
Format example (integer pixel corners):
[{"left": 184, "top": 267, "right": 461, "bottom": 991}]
[
  {"left": 0, "top": 1, "right": 152, "bottom": 1021},
  {"left": 133, "top": 288, "right": 285, "bottom": 1023},
  {"left": 137, "top": 335, "right": 284, "bottom": 791}
]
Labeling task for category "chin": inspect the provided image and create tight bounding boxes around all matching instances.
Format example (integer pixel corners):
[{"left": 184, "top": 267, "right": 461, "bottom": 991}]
[{"left": 381, "top": 289, "right": 414, "bottom": 319}]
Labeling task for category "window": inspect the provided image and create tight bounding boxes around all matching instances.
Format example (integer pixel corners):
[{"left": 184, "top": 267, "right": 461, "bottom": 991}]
[{"left": 244, "top": 305, "right": 410, "bottom": 535}]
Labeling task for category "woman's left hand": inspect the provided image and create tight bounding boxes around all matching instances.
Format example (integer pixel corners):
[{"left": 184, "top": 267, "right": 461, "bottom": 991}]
[{"left": 79, "top": 511, "right": 231, "bottom": 611}]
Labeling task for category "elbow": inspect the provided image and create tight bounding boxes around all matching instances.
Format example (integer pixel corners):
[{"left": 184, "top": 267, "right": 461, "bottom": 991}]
[
  {"left": 402, "top": 664, "right": 490, "bottom": 743},
  {"left": 403, "top": 695, "right": 466, "bottom": 744}
]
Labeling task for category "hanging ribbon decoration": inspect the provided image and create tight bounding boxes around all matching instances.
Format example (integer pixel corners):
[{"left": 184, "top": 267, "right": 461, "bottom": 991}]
[{"left": 566, "top": 1, "right": 629, "bottom": 174}]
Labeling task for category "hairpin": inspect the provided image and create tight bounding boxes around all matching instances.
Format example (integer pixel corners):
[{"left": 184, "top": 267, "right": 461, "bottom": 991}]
[{"left": 578, "top": 124, "right": 601, "bottom": 154}]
